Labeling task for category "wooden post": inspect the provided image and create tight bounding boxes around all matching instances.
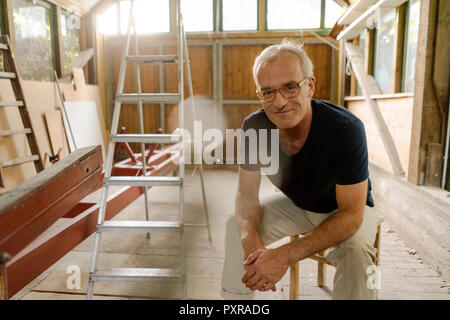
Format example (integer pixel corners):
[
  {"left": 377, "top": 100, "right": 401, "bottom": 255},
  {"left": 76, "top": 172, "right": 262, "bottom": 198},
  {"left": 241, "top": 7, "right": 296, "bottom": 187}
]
[
  {"left": 317, "top": 250, "right": 326, "bottom": 287},
  {"left": 258, "top": 0, "right": 266, "bottom": 32},
  {"left": 289, "top": 235, "right": 299, "bottom": 300},
  {"left": 350, "top": 38, "right": 358, "bottom": 96},
  {"left": 408, "top": 0, "right": 445, "bottom": 185},
  {"left": 0, "top": 251, "right": 11, "bottom": 300},
  {"left": 365, "top": 28, "right": 375, "bottom": 75},
  {"left": 393, "top": 3, "right": 406, "bottom": 93},
  {"left": 53, "top": 4, "right": 64, "bottom": 78}
]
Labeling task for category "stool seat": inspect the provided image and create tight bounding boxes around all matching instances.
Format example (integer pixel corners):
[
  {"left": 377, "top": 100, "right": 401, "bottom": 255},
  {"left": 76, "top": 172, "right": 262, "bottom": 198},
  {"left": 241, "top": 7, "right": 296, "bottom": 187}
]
[{"left": 289, "top": 221, "right": 382, "bottom": 300}]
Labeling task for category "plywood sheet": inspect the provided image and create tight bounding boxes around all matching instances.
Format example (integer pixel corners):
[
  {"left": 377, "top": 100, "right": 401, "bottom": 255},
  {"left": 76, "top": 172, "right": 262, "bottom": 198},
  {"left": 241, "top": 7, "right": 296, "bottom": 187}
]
[{"left": 44, "top": 110, "right": 70, "bottom": 159}]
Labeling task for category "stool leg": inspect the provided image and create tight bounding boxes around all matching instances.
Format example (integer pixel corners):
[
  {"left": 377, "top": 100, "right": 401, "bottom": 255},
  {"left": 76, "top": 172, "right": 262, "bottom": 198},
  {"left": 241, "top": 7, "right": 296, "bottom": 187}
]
[
  {"left": 317, "top": 250, "right": 326, "bottom": 287},
  {"left": 289, "top": 235, "right": 299, "bottom": 300}
]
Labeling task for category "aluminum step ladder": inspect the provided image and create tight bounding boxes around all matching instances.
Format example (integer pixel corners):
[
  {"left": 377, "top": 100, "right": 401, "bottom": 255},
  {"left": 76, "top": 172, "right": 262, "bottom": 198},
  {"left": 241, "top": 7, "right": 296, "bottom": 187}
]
[
  {"left": 86, "top": 0, "right": 210, "bottom": 300},
  {"left": 0, "top": 34, "right": 44, "bottom": 188}
]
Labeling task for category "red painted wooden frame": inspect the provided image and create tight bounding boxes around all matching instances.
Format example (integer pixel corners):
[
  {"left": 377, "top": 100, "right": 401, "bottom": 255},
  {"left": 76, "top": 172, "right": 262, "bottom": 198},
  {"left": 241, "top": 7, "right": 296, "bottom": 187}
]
[{"left": 1, "top": 144, "right": 178, "bottom": 299}]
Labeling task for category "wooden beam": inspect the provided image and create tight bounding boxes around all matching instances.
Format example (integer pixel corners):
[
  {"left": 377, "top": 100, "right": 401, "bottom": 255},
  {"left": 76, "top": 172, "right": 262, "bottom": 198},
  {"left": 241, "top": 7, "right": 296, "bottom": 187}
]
[
  {"left": 4, "top": 146, "right": 178, "bottom": 299},
  {"left": 365, "top": 28, "right": 375, "bottom": 75},
  {"left": 0, "top": 146, "right": 102, "bottom": 258},
  {"left": 393, "top": 3, "right": 406, "bottom": 93},
  {"left": 350, "top": 37, "right": 359, "bottom": 96},
  {"left": 45, "top": 0, "right": 88, "bottom": 15},
  {"left": 257, "top": 0, "right": 266, "bottom": 32},
  {"left": 5, "top": 186, "right": 142, "bottom": 299}
]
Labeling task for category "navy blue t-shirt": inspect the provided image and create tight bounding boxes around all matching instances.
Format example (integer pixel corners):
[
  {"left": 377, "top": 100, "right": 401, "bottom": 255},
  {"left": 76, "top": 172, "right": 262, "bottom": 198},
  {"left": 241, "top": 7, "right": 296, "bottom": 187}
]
[{"left": 239, "top": 99, "right": 374, "bottom": 213}]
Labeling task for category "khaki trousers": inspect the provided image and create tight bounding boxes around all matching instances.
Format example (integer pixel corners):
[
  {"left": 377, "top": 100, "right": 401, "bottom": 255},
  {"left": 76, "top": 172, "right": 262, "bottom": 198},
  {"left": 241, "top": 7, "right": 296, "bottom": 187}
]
[{"left": 221, "top": 192, "right": 378, "bottom": 300}]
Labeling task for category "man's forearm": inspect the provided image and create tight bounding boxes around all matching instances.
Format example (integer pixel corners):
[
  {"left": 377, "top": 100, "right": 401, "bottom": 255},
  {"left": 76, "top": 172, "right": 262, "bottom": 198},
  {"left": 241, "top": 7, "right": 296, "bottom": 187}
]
[
  {"left": 280, "top": 209, "right": 363, "bottom": 265},
  {"left": 235, "top": 192, "right": 264, "bottom": 247}
]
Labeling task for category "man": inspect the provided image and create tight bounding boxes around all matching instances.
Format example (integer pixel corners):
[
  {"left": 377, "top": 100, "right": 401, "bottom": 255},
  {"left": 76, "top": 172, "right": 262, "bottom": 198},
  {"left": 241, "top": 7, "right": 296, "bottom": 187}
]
[{"left": 221, "top": 40, "right": 378, "bottom": 300}]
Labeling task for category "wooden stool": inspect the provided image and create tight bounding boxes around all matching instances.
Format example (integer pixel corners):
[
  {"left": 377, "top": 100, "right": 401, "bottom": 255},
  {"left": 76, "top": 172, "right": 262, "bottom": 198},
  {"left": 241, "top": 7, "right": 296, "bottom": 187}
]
[{"left": 289, "top": 223, "right": 382, "bottom": 299}]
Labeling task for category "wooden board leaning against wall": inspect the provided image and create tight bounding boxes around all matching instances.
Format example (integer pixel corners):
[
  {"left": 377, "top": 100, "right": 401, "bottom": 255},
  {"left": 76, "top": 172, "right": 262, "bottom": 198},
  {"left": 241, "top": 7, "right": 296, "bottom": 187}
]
[{"left": 106, "top": 36, "right": 333, "bottom": 161}]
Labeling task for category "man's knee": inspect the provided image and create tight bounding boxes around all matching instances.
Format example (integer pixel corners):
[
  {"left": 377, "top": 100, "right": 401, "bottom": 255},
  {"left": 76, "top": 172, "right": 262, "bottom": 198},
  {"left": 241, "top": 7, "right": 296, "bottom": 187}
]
[{"left": 328, "top": 235, "right": 377, "bottom": 266}]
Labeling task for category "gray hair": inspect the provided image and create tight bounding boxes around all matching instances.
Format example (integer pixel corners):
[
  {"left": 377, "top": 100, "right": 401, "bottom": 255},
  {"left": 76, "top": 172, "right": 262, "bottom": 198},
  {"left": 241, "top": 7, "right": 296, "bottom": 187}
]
[{"left": 252, "top": 39, "right": 314, "bottom": 86}]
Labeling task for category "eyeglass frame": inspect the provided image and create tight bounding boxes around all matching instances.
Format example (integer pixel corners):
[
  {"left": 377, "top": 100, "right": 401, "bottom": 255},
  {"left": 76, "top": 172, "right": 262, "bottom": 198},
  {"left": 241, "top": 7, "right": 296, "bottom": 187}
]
[{"left": 256, "top": 78, "right": 310, "bottom": 103}]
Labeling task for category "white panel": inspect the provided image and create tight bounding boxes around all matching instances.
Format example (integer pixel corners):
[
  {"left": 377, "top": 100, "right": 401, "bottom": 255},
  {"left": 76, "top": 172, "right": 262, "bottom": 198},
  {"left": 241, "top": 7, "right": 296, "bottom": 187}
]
[{"left": 63, "top": 101, "right": 106, "bottom": 162}]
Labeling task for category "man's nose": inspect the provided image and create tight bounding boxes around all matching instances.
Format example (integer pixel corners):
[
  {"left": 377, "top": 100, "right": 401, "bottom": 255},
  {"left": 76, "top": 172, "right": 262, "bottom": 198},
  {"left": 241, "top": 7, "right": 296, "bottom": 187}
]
[{"left": 272, "top": 90, "right": 288, "bottom": 108}]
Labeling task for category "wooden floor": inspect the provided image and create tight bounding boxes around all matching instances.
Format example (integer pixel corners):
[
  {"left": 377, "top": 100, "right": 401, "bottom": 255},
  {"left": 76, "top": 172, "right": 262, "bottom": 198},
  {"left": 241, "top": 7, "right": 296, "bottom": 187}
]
[{"left": 11, "top": 169, "right": 450, "bottom": 300}]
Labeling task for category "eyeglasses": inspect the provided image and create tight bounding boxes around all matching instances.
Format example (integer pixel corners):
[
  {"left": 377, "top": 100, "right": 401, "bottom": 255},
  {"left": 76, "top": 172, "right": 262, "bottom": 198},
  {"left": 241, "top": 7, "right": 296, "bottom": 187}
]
[{"left": 256, "top": 78, "right": 309, "bottom": 103}]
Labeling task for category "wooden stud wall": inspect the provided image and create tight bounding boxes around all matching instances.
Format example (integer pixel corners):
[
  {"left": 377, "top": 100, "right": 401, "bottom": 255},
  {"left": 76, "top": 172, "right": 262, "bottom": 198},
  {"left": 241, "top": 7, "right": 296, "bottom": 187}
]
[{"left": 107, "top": 40, "right": 333, "bottom": 144}]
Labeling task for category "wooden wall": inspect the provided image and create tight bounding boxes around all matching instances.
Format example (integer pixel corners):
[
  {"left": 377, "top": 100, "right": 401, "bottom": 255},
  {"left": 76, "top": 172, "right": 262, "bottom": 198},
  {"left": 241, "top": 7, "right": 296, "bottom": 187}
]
[{"left": 107, "top": 39, "right": 333, "bottom": 151}]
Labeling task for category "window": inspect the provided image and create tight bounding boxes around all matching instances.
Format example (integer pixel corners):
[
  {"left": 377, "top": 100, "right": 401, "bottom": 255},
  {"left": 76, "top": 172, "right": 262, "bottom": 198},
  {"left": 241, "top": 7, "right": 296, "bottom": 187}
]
[
  {"left": 222, "top": 0, "right": 257, "bottom": 31},
  {"left": 373, "top": 8, "right": 396, "bottom": 94},
  {"left": 402, "top": 0, "right": 420, "bottom": 92},
  {"left": 267, "top": 0, "right": 321, "bottom": 30},
  {"left": 60, "top": 8, "right": 81, "bottom": 75},
  {"left": 325, "top": 0, "right": 344, "bottom": 28},
  {"left": 120, "top": 0, "right": 170, "bottom": 35},
  {"left": 181, "top": 0, "right": 213, "bottom": 32},
  {"left": 13, "top": 0, "right": 55, "bottom": 81},
  {"left": 98, "top": 2, "right": 118, "bottom": 35}
]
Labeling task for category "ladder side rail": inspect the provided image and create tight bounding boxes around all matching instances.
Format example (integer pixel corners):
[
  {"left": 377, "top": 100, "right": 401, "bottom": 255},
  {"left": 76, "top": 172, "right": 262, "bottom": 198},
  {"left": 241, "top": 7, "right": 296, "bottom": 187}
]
[
  {"left": 1, "top": 35, "right": 44, "bottom": 172},
  {"left": 176, "top": 0, "right": 186, "bottom": 300},
  {"left": 87, "top": 0, "right": 136, "bottom": 300},
  {"left": 133, "top": 17, "right": 151, "bottom": 239}
]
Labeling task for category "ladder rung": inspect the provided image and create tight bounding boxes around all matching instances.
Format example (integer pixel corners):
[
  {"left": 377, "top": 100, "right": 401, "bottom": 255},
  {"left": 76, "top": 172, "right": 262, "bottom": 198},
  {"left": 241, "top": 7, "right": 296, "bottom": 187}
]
[
  {"left": 0, "top": 101, "right": 24, "bottom": 107},
  {"left": 0, "top": 128, "right": 32, "bottom": 136},
  {"left": 0, "top": 43, "right": 8, "bottom": 50},
  {"left": 0, "top": 72, "right": 16, "bottom": 79},
  {"left": 1, "top": 155, "right": 39, "bottom": 167},
  {"left": 98, "top": 220, "right": 181, "bottom": 233},
  {"left": 110, "top": 134, "right": 181, "bottom": 144},
  {"left": 91, "top": 268, "right": 182, "bottom": 283},
  {"left": 126, "top": 55, "right": 178, "bottom": 64},
  {"left": 105, "top": 176, "right": 181, "bottom": 187},
  {"left": 117, "top": 93, "right": 181, "bottom": 104}
]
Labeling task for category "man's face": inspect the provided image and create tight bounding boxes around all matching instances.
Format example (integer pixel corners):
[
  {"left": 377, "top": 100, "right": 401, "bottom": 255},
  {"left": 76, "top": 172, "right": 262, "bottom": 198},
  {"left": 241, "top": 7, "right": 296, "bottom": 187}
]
[{"left": 256, "top": 52, "right": 315, "bottom": 130}]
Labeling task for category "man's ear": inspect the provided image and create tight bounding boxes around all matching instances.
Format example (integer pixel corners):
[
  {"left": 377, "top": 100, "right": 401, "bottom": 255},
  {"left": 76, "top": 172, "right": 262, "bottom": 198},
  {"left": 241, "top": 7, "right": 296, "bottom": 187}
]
[{"left": 307, "top": 76, "right": 316, "bottom": 98}]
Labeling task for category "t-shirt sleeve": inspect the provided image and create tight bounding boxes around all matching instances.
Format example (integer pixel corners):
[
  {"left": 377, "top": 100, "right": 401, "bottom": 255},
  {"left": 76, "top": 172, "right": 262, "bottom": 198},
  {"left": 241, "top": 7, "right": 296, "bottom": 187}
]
[
  {"left": 335, "top": 119, "right": 369, "bottom": 185},
  {"left": 238, "top": 118, "right": 261, "bottom": 172}
]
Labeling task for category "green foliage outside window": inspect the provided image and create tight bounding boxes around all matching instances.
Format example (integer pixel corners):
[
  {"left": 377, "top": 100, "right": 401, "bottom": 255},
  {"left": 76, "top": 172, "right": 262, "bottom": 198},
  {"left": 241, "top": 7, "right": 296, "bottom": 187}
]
[
  {"left": 13, "top": 0, "right": 55, "bottom": 81},
  {"left": 60, "top": 9, "right": 80, "bottom": 75}
]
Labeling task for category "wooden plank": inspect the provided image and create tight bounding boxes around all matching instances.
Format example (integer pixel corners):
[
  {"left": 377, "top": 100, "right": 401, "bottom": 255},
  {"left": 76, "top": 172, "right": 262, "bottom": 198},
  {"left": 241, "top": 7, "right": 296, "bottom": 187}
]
[
  {"left": 0, "top": 146, "right": 102, "bottom": 257},
  {"left": 44, "top": 110, "right": 70, "bottom": 159}
]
